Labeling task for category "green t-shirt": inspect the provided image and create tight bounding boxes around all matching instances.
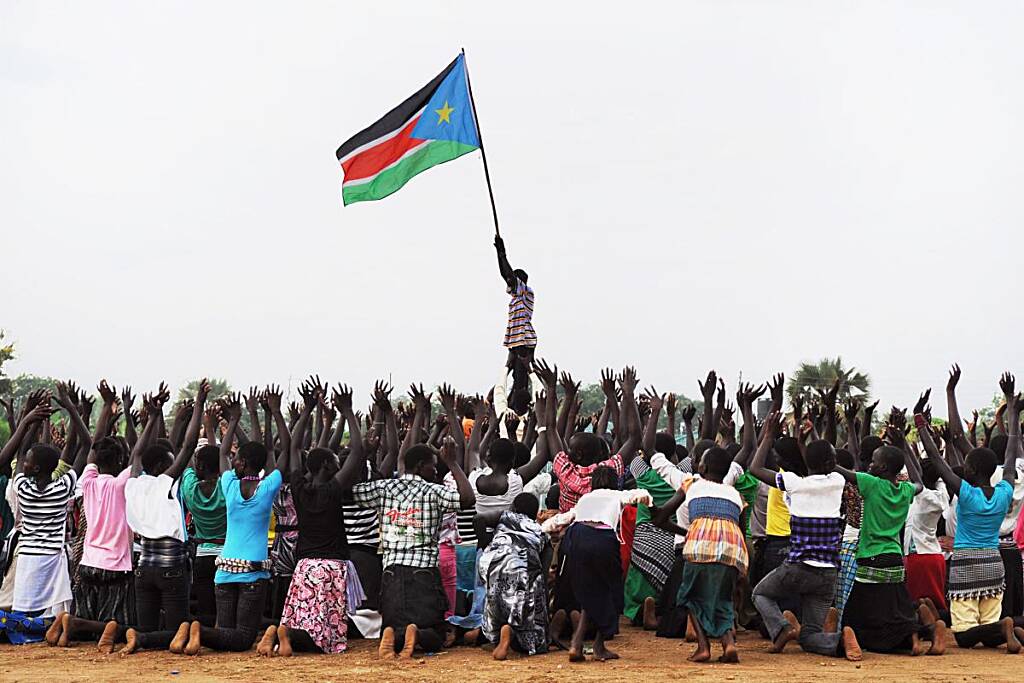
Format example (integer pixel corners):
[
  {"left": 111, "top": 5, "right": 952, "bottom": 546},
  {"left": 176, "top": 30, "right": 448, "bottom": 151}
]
[
  {"left": 634, "top": 466, "right": 676, "bottom": 524},
  {"left": 733, "top": 471, "right": 761, "bottom": 536},
  {"left": 180, "top": 467, "right": 227, "bottom": 551},
  {"left": 855, "top": 471, "right": 915, "bottom": 560}
]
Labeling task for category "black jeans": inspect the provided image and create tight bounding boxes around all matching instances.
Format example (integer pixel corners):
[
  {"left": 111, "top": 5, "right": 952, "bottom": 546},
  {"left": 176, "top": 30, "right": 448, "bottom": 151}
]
[
  {"left": 192, "top": 556, "right": 217, "bottom": 626},
  {"left": 198, "top": 580, "right": 269, "bottom": 651},
  {"left": 134, "top": 564, "right": 190, "bottom": 649},
  {"left": 381, "top": 565, "right": 446, "bottom": 653}
]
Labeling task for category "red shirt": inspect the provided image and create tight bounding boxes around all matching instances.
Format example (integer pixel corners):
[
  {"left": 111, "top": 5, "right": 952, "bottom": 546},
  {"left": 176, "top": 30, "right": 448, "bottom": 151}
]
[{"left": 552, "top": 451, "right": 624, "bottom": 512}]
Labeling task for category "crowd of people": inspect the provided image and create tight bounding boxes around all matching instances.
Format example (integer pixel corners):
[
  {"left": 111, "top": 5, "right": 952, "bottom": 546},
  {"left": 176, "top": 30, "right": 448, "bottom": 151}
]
[{"left": 0, "top": 238, "right": 1022, "bottom": 666}]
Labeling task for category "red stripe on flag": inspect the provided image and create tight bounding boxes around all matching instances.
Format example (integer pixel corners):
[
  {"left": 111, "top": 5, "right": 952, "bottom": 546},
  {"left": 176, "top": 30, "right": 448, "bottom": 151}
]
[{"left": 341, "top": 116, "right": 428, "bottom": 183}]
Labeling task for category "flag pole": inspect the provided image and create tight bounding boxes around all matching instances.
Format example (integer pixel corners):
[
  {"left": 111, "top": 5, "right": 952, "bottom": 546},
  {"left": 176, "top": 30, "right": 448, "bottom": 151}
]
[{"left": 461, "top": 48, "right": 501, "bottom": 238}]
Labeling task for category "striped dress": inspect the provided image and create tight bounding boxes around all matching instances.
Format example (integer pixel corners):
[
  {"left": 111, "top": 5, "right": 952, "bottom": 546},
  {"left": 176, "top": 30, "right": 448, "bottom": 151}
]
[{"left": 503, "top": 278, "right": 537, "bottom": 349}]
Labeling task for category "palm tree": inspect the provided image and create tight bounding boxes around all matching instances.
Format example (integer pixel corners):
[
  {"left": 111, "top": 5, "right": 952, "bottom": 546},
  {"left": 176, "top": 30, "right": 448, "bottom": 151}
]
[{"left": 786, "top": 357, "right": 871, "bottom": 407}]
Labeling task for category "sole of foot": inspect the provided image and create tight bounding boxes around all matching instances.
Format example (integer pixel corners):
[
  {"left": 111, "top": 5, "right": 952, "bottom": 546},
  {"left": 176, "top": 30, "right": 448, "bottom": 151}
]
[
  {"left": 277, "top": 625, "right": 293, "bottom": 657},
  {"left": 823, "top": 607, "right": 839, "bottom": 634},
  {"left": 97, "top": 621, "right": 119, "bottom": 654},
  {"left": 568, "top": 647, "right": 586, "bottom": 663},
  {"left": 769, "top": 612, "right": 801, "bottom": 654},
  {"left": 493, "top": 624, "right": 512, "bottom": 661},
  {"left": 918, "top": 602, "right": 936, "bottom": 627},
  {"left": 719, "top": 643, "right": 739, "bottom": 664},
  {"left": 183, "top": 621, "right": 202, "bottom": 656},
  {"left": 257, "top": 625, "right": 277, "bottom": 657},
  {"left": 169, "top": 622, "right": 190, "bottom": 655},
  {"left": 922, "top": 597, "right": 940, "bottom": 622},
  {"left": 642, "top": 596, "right": 658, "bottom": 631},
  {"left": 398, "top": 624, "right": 417, "bottom": 660},
  {"left": 57, "top": 613, "right": 72, "bottom": 648},
  {"left": 842, "top": 627, "right": 862, "bottom": 661},
  {"left": 45, "top": 612, "right": 67, "bottom": 646},
  {"left": 378, "top": 626, "right": 396, "bottom": 660},
  {"left": 1015, "top": 628, "right": 1024, "bottom": 652},
  {"left": 118, "top": 629, "right": 138, "bottom": 657},
  {"left": 1002, "top": 618, "right": 1020, "bottom": 655},
  {"left": 927, "top": 621, "right": 946, "bottom": 656},
  {"left": 685, "top": 615, "right": 697, "bottom": 643}
]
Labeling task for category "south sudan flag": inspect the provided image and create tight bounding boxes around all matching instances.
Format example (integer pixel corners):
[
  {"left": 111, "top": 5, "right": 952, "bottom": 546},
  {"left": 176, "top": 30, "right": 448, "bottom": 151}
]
[{"left": 336, "top": 54, "right": 481, "bottom": 205}]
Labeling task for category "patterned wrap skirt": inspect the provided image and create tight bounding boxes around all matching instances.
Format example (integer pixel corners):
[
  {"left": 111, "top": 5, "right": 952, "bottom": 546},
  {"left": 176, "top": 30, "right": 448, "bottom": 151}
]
[
  {"left": 947, "top": 547, "right": 1005, "bottom": 602},
  {"left": 280, "top": 558, "right": 349, "bottom": 653}
]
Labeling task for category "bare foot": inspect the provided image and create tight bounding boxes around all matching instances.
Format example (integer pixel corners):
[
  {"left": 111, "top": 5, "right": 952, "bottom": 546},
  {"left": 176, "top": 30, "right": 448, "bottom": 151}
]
[
  {"left": 1002, "top": 618, "right": 1020, "bottom": 654},
  {"left": 256, "top": 625, "right": 277, "bottom": 657},
  {"left": 183, "top": 621, "right": 202, "bottom": 656},
  {"left": 45, "top": 612, "right": 67, "bottom": 646},
  {"left": 769, "top": 612, "right": 800, "bottom": 653},
  {"left": 463, "top": 628, "right": 481, "bottom": 646},
  {"left": 1015, "top": 628, "right": 1024, "bottom": 651},
  {"left": 593, "top": 645, "right": 619, "bottom": 661},
  {"left": 378, "top": 626, "right": 396, "bottom": 660},
  {"left": 719, "top": 632, "right": 739, "bottom": 663},
  {"left": 922, "top": 597, "right": 940, "bottom": 622},
  {"left": 118, "top": 628, "right": 138, "bottom": 656},
  {"left": 57, "top": 613, "right": 72, "bottom": 647},
  {"left": 918, "top": 602, "right": 936, "bottom": 627},
  {"left": 97, "top": 620, "right": 119, "bottom": 654},
  {"left": 687, "top": 644, "right": 711, "bottom": 663},
  {"left": 277, "top": 624, "right": 293, "bottom": 657},
  {"left": 568, "top": 611, "right": 586, "bottom": 662},
  {"left": 642, "top": 596, "right": 659, "bottom": 631},
  {"left": 493, "top": 624, "right": 512, "bottom": 660},
  {"left": 823, "top": 607, "right": 839, "bottom": 634},
  {"left": 927, "top": 620, "right": 946, "bottom": 656},
  {"left": 443, "top": 628, "right": 457, "bottom": 648},
  {"left": 842, "top": 627, "right": 862, "bottom": 661},
  {"left": 549, "top": 610, "right": 568, "bottom": 649},
  {"left": 169, "top": 622, "right": 190, "bottom": 654},
  {"left": 685, "top": 614, "right": 697, "bottom": 643},
  {"left": 910, "top": 632, "right": 927, "bottom": 656},
  {"left": 399, "top": 624, "right": 417, "bottom": 659}
]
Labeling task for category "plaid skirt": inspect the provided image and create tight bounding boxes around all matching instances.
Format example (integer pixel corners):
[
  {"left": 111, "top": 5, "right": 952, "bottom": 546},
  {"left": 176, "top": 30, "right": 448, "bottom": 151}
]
[
  {"left": 834, "top": 538, "right": 858, "bottom": 616},
  {"left": 630, "top": 522, "right": 674, "bottom": 594},
  {"left": 947, "top": 548, "right": 1005, "bottom": 601}
]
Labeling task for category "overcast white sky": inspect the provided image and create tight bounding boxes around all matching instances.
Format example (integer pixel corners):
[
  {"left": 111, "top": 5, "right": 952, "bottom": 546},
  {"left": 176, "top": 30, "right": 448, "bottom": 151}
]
[{"left": 2, "top": 1, "right": 1021, "bottom": 413}]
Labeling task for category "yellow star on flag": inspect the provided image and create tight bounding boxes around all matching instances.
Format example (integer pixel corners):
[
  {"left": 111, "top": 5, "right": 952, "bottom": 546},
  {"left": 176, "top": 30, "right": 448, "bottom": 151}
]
[{"left": 434, "top": 101, "right": 455, "bottom": 125}]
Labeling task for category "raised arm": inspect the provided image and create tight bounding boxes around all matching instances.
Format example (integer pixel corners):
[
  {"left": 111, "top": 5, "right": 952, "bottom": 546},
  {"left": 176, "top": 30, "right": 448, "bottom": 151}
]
[
  {"left": 734, "top": 383, "right": 766, "bottom": 468},
  {"left": 166, "top": 379, "right": 209, "bottom": 480},
  {"left": 698, "top": 370, "right": 717, "bottom": 441},
  {"left": 0, "top": 403, "right": 52, "bottom": 472},
  {"left": 617, "top": 366, "right": 640, "bottom": 463},
  {"left": 819, "top": 378, "right": 840, "bottom": 445},
  {"left": 244, "top": 387, "right": 263, "bottom": 444},
  {"left": 493, "top": 235, "right": 516, "bottom": 288},
  {"left": 439, "top": 435, "right": 475, "bottom": 510},
  {"left": 120, "top": 386, "right": 138, "bottom": 450},
  {"left": 464, "top": 398, "right": 488, "bottom": 473},
  {"left": 92, "top": 380, "right": 117, "bottom": 445},
  {"left": 437, "top": 384, "right": 466, "bottom": 470},
  {"left": 748, "top": 409, "right": 784, "bottom": 486},
  {"left": 54, "top": 382, "right": 92, "bottom": 474},
  {"left": 556, "top": 372, "right": 579, "bottom": 442},
  {"left": 375, "top": 382, "right": 401, "bottom": 476},
  {"left": 220, "top": 393, "right": 241, "bottom": 472},
  {"left": 131, "top": 388, "right": 168, "bottom": 477},
  {"left": 289, "top": 380, "right": 317, "bottom": 476},
  {"left": 598, "top": 368, "right": 620, "bottom": 438},
  {"left": 533, "top": 359, "right": 566, "bottom": 456},
  {"left": 264, "top": 385, "right": 289, "bottom": 473},
  {"left": 641, "top": 386, "right": 664, "bottom": 457},
  {"left": 335, "top": 386, "right": 366, "bottom": 490},
  {"left": 944, "top": 364, "right": 975, "bottom": 456},
  {"left": 516, "top": 391, "right": 551, "bottom": 483},
  {"left": 999, "top": 373, "right": 1021, "bottom": 483}
]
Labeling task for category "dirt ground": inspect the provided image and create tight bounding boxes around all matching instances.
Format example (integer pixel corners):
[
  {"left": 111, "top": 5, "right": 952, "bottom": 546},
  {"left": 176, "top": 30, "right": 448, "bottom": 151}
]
[{"left": 1, "top": 620, "right": 1020, "bottom": 683}]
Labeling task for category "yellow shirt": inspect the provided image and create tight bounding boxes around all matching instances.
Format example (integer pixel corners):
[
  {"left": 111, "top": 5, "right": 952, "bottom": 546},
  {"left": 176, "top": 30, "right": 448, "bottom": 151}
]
[{"left": 765, "top": 468, "right": 791, "bottom": 536}]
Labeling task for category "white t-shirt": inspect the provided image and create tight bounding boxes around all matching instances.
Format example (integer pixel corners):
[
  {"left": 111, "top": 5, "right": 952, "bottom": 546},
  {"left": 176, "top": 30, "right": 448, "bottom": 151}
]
[
  {"left": 904, "top": 487, "right": 947, "bottom": 556},
  {"left": 992, "top": 461, "right": 1024, "bottom": 539},
  {"left": 124, "top": 473, "right": 187, "bottom": 541},
  {"left": 777, "top": 471, "right": 845, "bottom": 518},
  {"left": 650, "top": 452, "right": 742, "bottom": 546},
  {"left": 469, "top": 468, "right": 524, "bottom": 514}
]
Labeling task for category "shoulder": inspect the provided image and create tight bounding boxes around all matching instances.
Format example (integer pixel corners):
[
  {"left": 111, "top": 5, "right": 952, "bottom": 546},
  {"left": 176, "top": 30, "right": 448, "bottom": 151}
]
[{"left": 82, "top": 463, "right": 98, "bottom": 480}]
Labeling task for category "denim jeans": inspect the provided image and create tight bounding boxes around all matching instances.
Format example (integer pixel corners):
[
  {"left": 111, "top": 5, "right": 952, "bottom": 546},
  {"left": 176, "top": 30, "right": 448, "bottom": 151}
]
[
  {"left": 753, "top": 561, "right": 841, "bottom": 657},
  {"left": 198, "top": 580, "right": 268, "bottom": 651},
  {"left": 134, "top": 564, "right": 190, "bottom": 649}
]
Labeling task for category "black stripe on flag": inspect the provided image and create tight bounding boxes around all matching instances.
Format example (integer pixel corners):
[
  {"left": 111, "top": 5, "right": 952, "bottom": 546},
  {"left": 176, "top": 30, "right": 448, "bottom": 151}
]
[{"left": 336, "top": 56, "right": 460, "bottom": 162}]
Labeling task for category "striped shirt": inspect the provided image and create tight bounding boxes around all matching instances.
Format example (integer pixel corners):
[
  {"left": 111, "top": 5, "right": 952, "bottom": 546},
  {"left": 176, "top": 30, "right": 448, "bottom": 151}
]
[
  {"left": 14, "top": 470, "right": 78, "bottom": 556},
  {"left": 503, "top": 278, "right": 537, "bottom": 348},
  {"left": 342, "top": 501, "right": 380, "bottom": 548}
]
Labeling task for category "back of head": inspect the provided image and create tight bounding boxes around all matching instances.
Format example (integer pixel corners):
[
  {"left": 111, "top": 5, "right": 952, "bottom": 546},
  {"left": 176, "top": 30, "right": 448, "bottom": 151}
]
[
  {"left": 569, "top": 432, "right": 604, "bottom": 466},
  {"left": 94, "top": 436, "right": 126, "bottom": 473},
  {"left": 920, "top": 457, "right": 942, "bottom": 489},
  {"left": 194, "top": 444, "right": 220, "bottom": 475},
  {"left": 988, "top": 434, "right": 1008, "bottom": 459},
  {"left": 674, "top": 444, "right": 689, "bottom": 463},
  {"left": 590, "top": 465, "right": 618, "bottom": 491},
  {"left": 701, "top": 447, "right": 732, "bottom": 482},
  {"left": 512, "top": 442, "right": 531, "bottom": 469},
  {"left": 804, "top": 440, "right": 836, "bottom": 474},
  {"left": 692, "top": 439, "right": 716, "bottom": 470},
  {"left": 513, "top": 268, "right": 528, "bottom": 284},
  {"left": 775, "top": 436, "right": 807, "bottom": 476},
  {"left": 141, "top": 443, "right": 173, "bottom": 476},
  {"left": 306, "top": 447, "right": 337, "bottom": 475},
  {"left": 545, "top": 482, "right": 560, "bottom": 510},
  {"left": 512, "top": 492, "right": 540, "bottom": 520},
  {"left": 873, "top": 445, "right": 905, "bottom": 478},
  {"left": 237, "top": 441, "right": 267, "bottom": 473},
  {"left": 965, "top": 447, "right": 999, "bottom": 484},
  {"left": 725, "top": 443, "right": 741, "bottom": 459},
  {"left": 404, "top": 444, "right": 437, "bottom": 474},
  {"left": 655, "top": 433, "right": 676, "bottom": 457},
  {"left": 487, "top": 438, "right": 516, "bottom": 471},
  {"left": 860, "top": 435, "right": 883, "bottom": 465},
  {"left": 26, "top": 444, "right": 61, "bottom": 479},
  {"left": 155, "top": 438, "right": 174, "bottom": 454},
  {"left": 835, "top": 448, "right": 854, "bottom": 470}
]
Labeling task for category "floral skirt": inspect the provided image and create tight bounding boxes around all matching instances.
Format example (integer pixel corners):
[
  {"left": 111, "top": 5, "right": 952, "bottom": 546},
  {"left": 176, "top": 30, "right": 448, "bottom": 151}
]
[{"left": 280, "top": 558, "right": 348, "bottom": 653}]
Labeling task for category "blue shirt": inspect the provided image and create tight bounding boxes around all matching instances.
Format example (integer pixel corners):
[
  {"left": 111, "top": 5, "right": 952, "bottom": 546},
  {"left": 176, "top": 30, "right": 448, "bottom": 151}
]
[
  {"left": 215, "top": 469, "right": 283, "bottom": 584},
  {"left": 954, "top": 479, "right": 1013, "bottom": 550}
]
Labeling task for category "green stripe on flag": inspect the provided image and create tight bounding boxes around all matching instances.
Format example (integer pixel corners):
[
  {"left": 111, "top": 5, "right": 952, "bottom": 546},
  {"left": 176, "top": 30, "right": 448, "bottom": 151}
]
[{"left": 342, "top": 140, "right": 478, "bottom": 205}]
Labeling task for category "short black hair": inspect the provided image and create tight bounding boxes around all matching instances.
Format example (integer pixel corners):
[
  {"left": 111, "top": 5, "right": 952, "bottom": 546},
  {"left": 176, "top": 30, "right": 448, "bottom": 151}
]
[
  {"left": 966, "top": 447, "right": 999, "bottom": 482},
  {"left": 920, "top": 457, "right": 942, "bottom": 489},
  {"left": 512, "top": 442, "right": 531, "bottom": 469},
  {"left": 775, "top": 436, "right": 807, "bottom": 476},
  {"left": 691, "top": 439, "right": 716, "bottom": 470},
  {"left": 675, "top": 444, "right": 689, "bottom": 461},
  {"left": 590, "top": 465, "right": 618, "bottom": 491},
  {"left": 860, "top": 435, "right": 883, "bottom": 464},
  {"left": 655, "top": 433, "right": 676, "bottom": 457},
  {"left": 835, "top": 448, "right": 854, "bottom": 469},
  {"left": 804, "top": 440, "right": 836, "bottom": 473},
  {"left": 28, "top": 444, "right": 61, "bottom": 476},
  {"left": 306, "top": 447, "right": 337, "bottom": 474},
  {"left": 488, "top": 438, "right": 516, "bottom": 470},
  {"left": 404, "top": 444, "right": 437, "bottom": 473},
  {"left": 513, "top": 268, "right": 528, "bottom": 284},
  {"left": 874, "top": 445, "right": 905, "bottom": 477},
  {"left": 702, "top": 447, "right": 732, "bottom": 481},
  {"left": 988, "top": 434, "right": 1008, "bottom": 459},
  {"left": 93, "top": 436, "right": 126, "bottom": 471},
  {"left": 194, "top": 444, "right": 220, "bottom": 474},
  {"left": 512, "top": 492, "right": 540, "bottom": 520},
  {"left": 237, "top": 441, "right": 267, "bottom": 472},
  {"left": 141, "top": 443, "right": 173, "bottom": 475},
  {"left": 569, "top": 432, "right": 605, "bottom": 466}
]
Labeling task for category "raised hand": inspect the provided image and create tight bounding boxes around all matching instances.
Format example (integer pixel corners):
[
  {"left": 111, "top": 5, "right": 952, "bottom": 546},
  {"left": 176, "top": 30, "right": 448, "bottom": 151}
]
[
  {"left": 298, "top": 380, "right": 317, "bottom": 409},
  {"left": 681, "top": 403, "right": 697, "bottom": 422},
  {"left": 244, "top": 386, "right": 261, "bottom": 414},
  {"left": 372, "top": 380, "right": 393, "bottom": 411},
  {"left": 843, "top": 400, "right": 860, "bottom": 423},
  {"left": 334, "top": 384, "right": 353, "bottom": 414},
  {"left": 264, "top": 385, "right": 283, "bottom": 413},
  {"left": 600, "top": 368, "right": 616, "bottom": 397},
  {"left": 643, "top": 386, "right": 665, "bottom": 415},
  {"left": 532, "top": 359, "right": 557, "bottom": 389},
  {"left": 999, "top": 372, "right": 1016, "bottom": 401},
  {"left": 221, "top": 392, "right": 242, "bottom": 421},
  {"left": 560, "top": 371, "right": 581, "bottom": 399},
  {"left": 698, "top": 370, "right": 718, "bottom": 402},
  {"left": 98, "top": 380, "right": 117, "bottom": 405},
  {"left": 154, "top": 382, "right": 170, "bottom": 407},
  {"left": 195, "top": 378, "right": 212, "bottom": 404},
  {"left": 620, "top": 366, "right": 638, "bottom": 395},
  {"left": 438, "top": 383, "right": 457, "bottom": 415},
  {"left": 767, "top": 373, "right": 785, "bottom": 410},
  {"left": 121, "top": 386, "right": 136, "bottom": 413},
  {"left": 912, "top": 389, "right": 932, "bottom": 416},
  {"left": 408, "top": 383, "right": 432, "bottom": 411}
]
